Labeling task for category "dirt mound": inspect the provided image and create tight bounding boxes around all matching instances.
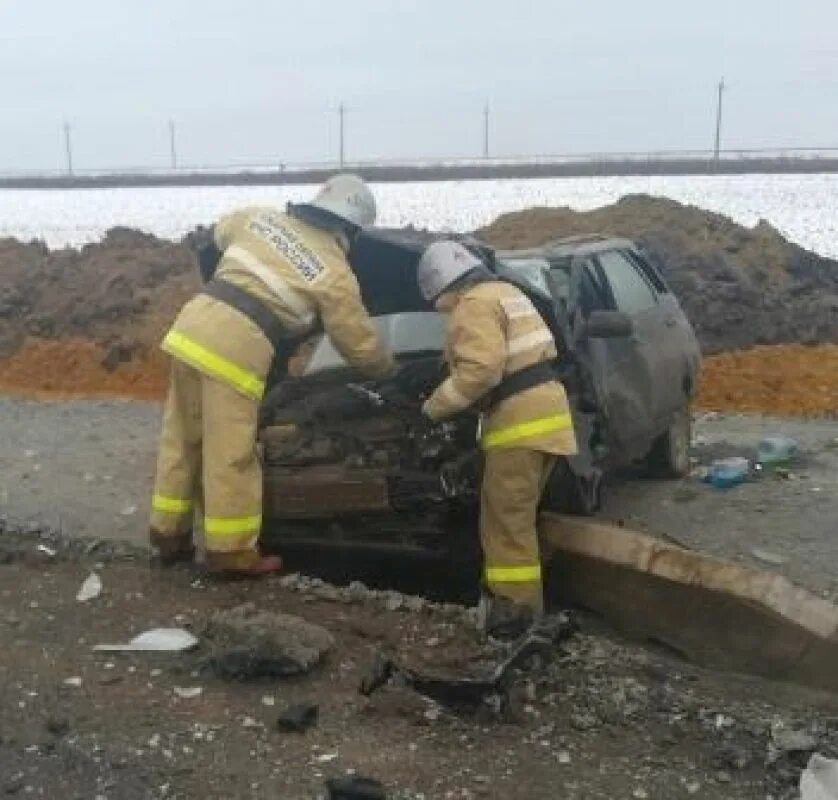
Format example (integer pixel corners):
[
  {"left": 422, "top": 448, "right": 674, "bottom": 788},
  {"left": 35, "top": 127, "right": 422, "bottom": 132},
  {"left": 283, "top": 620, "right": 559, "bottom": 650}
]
[
  {"left": 697, "top": 344, "right": 838, "bottom": 417},
  {"left": 0, "top": 338, "right": 168, "bottom": 401},
  {"left": 0, "top": 227, "right": 199, "bottom": 362},
  {"left": 478, "top": 195, "right": 838, "bottom": 354}
]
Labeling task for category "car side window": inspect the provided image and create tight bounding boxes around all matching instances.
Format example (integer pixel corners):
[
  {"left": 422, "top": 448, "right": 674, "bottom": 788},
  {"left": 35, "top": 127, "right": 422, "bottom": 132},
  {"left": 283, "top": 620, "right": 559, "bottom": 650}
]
[
  {"left": 576, "top": 257, "right": 612, "bottom": 315},
  {"left": 595, "top": 250, "right": 658, "bottom": 314}
]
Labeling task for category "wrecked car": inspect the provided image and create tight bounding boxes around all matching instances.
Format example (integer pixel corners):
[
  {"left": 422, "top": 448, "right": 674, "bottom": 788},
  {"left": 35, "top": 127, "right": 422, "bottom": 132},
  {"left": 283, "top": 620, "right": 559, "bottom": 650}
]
[{"left": 258, "top": 228, "right": 701, "bottom": 568}]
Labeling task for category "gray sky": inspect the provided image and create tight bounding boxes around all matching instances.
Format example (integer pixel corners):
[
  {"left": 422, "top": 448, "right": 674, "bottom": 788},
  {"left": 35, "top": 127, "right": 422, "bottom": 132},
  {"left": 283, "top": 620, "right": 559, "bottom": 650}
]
[{"left": 1, "top": 0, "right": 837, "bottom": 172}]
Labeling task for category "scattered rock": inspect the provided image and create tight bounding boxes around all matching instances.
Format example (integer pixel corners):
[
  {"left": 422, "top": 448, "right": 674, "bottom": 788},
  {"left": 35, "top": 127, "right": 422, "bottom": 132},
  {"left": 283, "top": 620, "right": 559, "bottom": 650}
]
[{"left": 204, "top": 603, "right": 334, "bottom": 680}]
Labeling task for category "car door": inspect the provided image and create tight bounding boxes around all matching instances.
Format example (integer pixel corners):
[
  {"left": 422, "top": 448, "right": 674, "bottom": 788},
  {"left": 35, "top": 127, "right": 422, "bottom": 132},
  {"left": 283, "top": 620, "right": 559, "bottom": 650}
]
[
  {"left": 573, "top": 249, "right": 664, "bottom": 460},
  {"left": 623, "top": 248, "right": 701, "bottom": 419}
]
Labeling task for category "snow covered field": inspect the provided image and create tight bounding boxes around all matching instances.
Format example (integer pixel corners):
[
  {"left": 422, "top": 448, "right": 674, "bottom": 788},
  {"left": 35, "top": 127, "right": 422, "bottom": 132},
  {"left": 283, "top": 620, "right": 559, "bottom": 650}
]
[{"left": 1, "top": 173, "right": 837, "bottom": 257}]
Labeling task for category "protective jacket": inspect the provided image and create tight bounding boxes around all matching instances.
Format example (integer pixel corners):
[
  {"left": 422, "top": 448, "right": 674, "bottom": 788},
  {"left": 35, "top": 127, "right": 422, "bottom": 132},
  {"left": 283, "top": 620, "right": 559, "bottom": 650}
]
[
  {"left": 423, "top": 281, "right": 577, "bottom": 455},
  {"left": 162, "top": 207, "right": 394, "bottom": 399}
]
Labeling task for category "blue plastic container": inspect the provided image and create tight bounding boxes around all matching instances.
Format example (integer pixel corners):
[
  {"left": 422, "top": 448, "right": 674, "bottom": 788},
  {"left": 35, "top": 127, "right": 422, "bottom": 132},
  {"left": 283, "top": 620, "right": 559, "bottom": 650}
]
[{"left": 706, "top": 457, "right": 750, "bottom": 489}]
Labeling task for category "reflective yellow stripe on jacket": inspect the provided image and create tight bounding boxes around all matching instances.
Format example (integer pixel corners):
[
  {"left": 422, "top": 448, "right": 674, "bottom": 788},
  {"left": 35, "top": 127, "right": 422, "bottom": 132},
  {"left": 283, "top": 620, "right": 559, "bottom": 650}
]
[
  {"left": 163, "top": 331, "right": 265, "bottom": 400},
  {"left": 482, "top": 413, "right": 573, "bottom": 449},
  {"left": 485, "top": 564, "right": 542, "bottom": 584},
  {"left": 152, "top": 494, "right": 193, "bottom": 514}
]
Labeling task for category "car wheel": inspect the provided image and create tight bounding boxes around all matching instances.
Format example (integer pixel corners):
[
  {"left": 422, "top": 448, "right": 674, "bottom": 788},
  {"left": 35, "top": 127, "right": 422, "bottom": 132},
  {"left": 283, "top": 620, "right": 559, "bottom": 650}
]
[{"left": 645, "top": 407, "right": 691, "bottom": 478}]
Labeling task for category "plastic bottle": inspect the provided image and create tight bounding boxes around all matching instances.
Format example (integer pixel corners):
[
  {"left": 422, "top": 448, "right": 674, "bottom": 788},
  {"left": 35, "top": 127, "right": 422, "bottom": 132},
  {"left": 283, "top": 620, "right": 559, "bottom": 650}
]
[
  {"left": 757, "top": 436, "right": 799, "bottom": 470},
  {"left": 706, "top": 456, "right": 750, "bottom": 489}
]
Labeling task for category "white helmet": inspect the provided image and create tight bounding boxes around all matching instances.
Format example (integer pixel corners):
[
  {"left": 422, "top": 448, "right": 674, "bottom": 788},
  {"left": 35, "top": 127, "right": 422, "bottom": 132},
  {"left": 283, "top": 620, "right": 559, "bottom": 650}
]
[
  {"left": 305, "top": 173, "right": 377, "bottom": 228},
  {"left": 417, "top": 240, "right": 485, "bottom": 303}
]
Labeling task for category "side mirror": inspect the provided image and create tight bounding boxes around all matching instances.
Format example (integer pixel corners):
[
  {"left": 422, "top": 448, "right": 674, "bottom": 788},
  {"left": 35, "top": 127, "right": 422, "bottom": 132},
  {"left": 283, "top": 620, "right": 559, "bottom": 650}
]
[{"left": 582, "top": 310, "right": 633, "bottom": 338}]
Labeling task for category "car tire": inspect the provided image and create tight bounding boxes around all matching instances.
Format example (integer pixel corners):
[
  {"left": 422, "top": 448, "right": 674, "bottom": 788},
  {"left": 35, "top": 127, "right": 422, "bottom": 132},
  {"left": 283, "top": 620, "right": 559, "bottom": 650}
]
[{"left": 645, "top": 406, "right": 691, "bottom": 478}]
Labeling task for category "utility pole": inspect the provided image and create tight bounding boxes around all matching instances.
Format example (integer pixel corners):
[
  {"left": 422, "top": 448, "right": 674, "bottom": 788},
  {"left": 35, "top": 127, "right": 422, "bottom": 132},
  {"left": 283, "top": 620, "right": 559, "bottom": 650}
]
[
  {"left": 338, "top": 103, "right": 346, "bottom": 168},
  {"left": 714, "top": 77, "right": 725, "bottom": 160},
  {"left": 483, "top": 101, "right": 490, "bottom": 159},
  {"left": 63, "top": 121, "right": 73, "bottom": 175},
  {"left": 168, "top": 119, "right": 178, "bottom": 170}
]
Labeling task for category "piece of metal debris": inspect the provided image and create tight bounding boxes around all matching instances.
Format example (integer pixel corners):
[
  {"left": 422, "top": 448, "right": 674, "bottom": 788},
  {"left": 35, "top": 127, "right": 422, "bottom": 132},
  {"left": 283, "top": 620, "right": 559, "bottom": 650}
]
[{"left": 359, "top": 613, "right": 575, "bottom": 711}]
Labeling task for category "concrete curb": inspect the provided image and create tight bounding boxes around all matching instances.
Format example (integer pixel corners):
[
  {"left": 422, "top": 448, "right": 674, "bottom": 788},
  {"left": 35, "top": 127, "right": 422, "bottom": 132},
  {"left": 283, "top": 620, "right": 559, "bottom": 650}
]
[{"left": 540, "top": 513, "right": 838, "bottom": 694}]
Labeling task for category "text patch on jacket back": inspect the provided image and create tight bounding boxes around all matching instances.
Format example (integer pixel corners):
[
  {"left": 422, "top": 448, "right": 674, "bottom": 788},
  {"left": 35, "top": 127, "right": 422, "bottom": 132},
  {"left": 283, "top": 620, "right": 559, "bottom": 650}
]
[{"left": 247, "top": 213, "right": 326, "bottom": 283}]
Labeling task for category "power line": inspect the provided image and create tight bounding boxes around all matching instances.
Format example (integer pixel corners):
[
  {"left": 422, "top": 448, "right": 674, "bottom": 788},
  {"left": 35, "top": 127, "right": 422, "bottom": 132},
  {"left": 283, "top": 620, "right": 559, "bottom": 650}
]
[
  {"left": 714, "top": 77, "right": 726, "bottom": 160},
  {"left": 483, "top": 101, "right": 490, "bottom": 159},
  {"left": 169, "top": 119, "right": 178, "bottom": 170},
  {"left": 338, "top": 103, "right": 346, "bottom": 168},
  {"left": 63, "top": 121, "right": 73, "bottom": 175}
]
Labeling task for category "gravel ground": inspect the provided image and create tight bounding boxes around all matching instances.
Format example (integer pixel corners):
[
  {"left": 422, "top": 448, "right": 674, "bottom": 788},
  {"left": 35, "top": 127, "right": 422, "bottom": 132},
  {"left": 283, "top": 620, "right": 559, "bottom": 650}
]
[
  {"left": 1, "top": 543, "right": 837, "bottom": 799},
  {"left": 0, "top": 398, "right": 836, "bottom": 597}
]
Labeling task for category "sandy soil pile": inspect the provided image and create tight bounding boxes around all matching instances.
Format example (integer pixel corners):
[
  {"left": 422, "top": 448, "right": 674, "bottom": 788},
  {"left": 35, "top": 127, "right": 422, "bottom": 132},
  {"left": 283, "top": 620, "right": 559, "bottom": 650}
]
[
  {"left": 0, "top": 227, "right": 198, "bottom": 361},
  {"left": 697, "top": 344, "right": 838, "bottom": 416},
  {"left": 478, "top": 194, "right": 838, "bottom": 354},
  {"left": 0, "top": 196, "right": 835, "bottom": 414}
]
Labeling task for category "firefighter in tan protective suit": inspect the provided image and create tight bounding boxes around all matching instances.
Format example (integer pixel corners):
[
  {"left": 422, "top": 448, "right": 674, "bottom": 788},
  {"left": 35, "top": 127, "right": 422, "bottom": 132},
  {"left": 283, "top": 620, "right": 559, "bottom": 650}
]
[
  {"left": 417, "top": 241, "right": 577, "bottom": 640},
  {"left": 150, "top": 175, "right": 395, "bottom": 576}
]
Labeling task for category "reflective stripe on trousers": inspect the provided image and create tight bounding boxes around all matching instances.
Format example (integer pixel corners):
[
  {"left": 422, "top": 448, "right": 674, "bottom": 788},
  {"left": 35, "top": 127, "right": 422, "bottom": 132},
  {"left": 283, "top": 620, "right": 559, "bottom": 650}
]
[
  {"left": 152, "top": 494, "right": 193, "bottom": 514},
  {"left": 163, "top": 331, "right": 265, "bottom": 400},
  {"left": 485, "top": 564, "right": 542, "bottom": 584},
  {"left": 204, "top": 514, "right": 263, "bottom": 551},
  {"left": 482, "top": 412, "right": 572, "bottom": 449}
]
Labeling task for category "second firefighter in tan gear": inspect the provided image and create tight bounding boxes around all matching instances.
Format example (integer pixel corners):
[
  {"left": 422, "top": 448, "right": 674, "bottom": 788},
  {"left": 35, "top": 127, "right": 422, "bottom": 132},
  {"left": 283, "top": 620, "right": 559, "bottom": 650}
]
[
  {"left": 418, "top": 241, "right": 577, "bottom": 626},
  {"left": 150, "top": 175, "right": 395, "bottom": 573}
]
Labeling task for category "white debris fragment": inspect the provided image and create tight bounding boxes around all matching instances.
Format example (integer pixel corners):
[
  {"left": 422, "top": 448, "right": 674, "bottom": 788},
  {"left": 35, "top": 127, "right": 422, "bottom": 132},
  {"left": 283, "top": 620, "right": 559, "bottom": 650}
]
[
  {"left": 800, "top": 754, "right": 838, "bottom": 800},
  {"left": 751, "top": 548, "right": 788, "bottom": 566},
  {"left": 94, "top": 628, "right": 198, "bottom": 653},
  {"left": 36, "top": 545, "right": 57, "bottom": 557},
  {"left": 63, "top": 676, "right": 83, "bottom": 688},
  {"left": 173, "top": 686, "right": 203, "bottom": 700},
  {"left": 120, "top": 504, "right": 138, "bottom": 516},
  {"left": 76, "top": 572, "right": 103, "bottom": 602},
  {"left": 261, "top": 695, "right": 276, "bottom": 707},
  {"left": 315, "top": 752, "right": 338, "bottom": 763}
]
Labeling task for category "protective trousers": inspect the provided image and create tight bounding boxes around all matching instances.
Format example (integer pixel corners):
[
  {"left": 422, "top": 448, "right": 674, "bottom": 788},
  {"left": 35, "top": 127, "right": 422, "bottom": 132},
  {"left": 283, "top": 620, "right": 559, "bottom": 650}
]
[
  {"left": 149, "top": 360, "right": 263, "bottom": 570},
  {"left": 480, "top": 448, "right": 557, "bottom": 614}
]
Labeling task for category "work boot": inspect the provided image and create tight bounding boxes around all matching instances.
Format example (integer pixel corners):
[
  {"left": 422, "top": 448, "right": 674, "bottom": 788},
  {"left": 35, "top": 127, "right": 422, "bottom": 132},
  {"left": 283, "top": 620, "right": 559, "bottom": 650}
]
[
  {"left": 482, "top": 595, "right": 536, "bottom": 644},
  {"left": 149, "top": 529, "right": 195, "bottom": 566},
  {"left": 204, "top": 549, "right": 283, "bottom": 579}
]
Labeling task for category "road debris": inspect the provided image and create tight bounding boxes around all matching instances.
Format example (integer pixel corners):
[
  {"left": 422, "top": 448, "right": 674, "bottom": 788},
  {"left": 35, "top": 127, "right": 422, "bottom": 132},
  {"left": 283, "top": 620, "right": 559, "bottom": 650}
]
[
  {"left": 360, "top": 613, "right": 575, "bottom": 711},
  {"left": 173, "top": 686, "right": 203, "bottom": 700},
  {"left": 801, "top": 754, "right": 838, "bottom": 800},
  {"left": 704, "top": 456, "right": 751, "bottom": 489},
  {"left": 76, "top": 572, "right": 102, "bottom": 602},
  {"left": 276, "top": 702, "right": 318, "bottom": 733},
  {"left": 325, "top": 776, "right": 387, "bottom": 800},
  {"left": 751, "top": 547, "right": 789, "bottom": 566},
  {"left": 204, "top": 603, "right": 334, "bottom": 680},
  {"left": 93, "top": 627, "right": 199, "bottom": 653}
]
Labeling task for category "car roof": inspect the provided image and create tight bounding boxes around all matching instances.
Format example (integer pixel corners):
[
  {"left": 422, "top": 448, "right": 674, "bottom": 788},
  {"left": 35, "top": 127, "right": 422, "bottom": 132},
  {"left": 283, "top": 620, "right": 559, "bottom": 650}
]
[{"left": 497, "top": 234, "right": 639, "bottom": 260}]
